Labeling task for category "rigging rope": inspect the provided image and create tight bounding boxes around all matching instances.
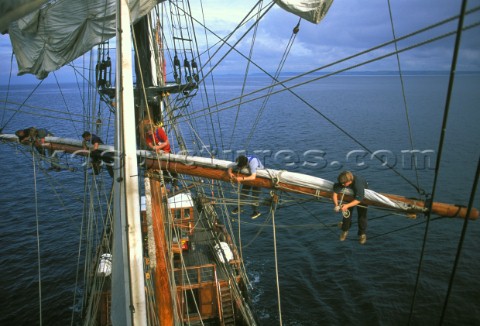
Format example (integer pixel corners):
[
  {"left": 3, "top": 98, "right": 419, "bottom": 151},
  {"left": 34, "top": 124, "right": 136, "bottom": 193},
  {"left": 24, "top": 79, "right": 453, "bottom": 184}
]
[
  {"left": 189, "top": 0, "right": 224, "bottom": 151},
  {"left": 336, "top": 188, "right": 351, "bottom": 218},
  {"left": 386, "top": 0, "right": 422, "bottom": 193},
  {"left": 0, "top": 52, "right": 15, "bottom": 131},
  {"left": 1, "top": 79, "right": 45, "bottom": 130},
  {"left": 245, "top": 18, "right": 302, "bottom": 149},
  {"left": 53, "top": 72, "right": 83, "bottom": 139},
  {"left": 270, "top": 196, "right": 283, "bottom": 325},
  {"left": 177, "top": 1, "right": 270, "bottom": 152},
  {"left": 178, "top": 6, "right": 480, "bottom": 124},
  {"left": 32, "top": 151, "right": 43, "bottom": 325},
  {"left": 236, "top": 181, "right": 243, "bottom": 259},
  {"left": 169, "top": 0, "right": 274, "bottom": 156},
  {"left": 228, "top": 2, "right": 264, "bottom": 149},
  {"left": 439, "top": 155, "right": 480, "bottom": 324},
  {"left": 408, "top": 1, "right": 468, "bottom": 323},
  {"left": 1, "top": 100, "right": 87, "bottom": 123},
  {"left": 170, "top": 7, "right": 479, "bottom": 200},
  {"left": 188, "top": 1, "right": 275, "bottom": 87}
]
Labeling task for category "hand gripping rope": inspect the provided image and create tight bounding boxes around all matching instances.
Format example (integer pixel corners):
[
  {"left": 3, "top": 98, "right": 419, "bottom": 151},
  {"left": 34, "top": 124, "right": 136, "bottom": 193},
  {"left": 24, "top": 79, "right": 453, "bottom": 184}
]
[{"left": 335, "top": 188, "right": 351, "bottom": 218}]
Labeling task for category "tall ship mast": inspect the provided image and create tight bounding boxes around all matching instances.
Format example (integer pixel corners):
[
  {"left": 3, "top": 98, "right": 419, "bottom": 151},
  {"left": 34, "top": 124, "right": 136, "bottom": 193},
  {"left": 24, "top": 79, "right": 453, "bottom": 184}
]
[{"left": 1, "top": 1, "right": 479, "bottom": 325}]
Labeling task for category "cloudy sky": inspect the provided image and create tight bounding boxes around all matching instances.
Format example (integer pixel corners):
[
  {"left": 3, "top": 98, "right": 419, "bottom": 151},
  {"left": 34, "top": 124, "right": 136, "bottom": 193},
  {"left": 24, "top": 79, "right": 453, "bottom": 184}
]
[
  {"left": 0, "top": 0, "right": 479, "bottom": 84},
  {"left": 192, "top": 0, "right": 480, "bottom": 74}
]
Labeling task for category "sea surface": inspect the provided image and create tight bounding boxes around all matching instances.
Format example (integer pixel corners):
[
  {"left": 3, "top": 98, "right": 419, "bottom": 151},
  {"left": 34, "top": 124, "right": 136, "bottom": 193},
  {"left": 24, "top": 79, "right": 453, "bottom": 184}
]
[{"left": 1, "top": 75, "right": 479, "bottom": 325}]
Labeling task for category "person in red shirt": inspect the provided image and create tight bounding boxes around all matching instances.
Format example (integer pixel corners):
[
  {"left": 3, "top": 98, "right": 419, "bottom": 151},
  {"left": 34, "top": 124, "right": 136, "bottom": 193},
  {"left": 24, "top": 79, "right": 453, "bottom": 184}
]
[
  {"left": 146, "top": 125, "right": 171, "bottom": 153},
  {"left": 145, "top": 124, "right": 178, "bottom": 190}
]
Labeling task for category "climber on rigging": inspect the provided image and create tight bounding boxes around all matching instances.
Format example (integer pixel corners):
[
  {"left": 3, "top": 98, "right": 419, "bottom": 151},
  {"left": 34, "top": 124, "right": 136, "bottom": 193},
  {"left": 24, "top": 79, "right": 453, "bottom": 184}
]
[
  {"left": 15, "top": 127, "right": 61, "bottom": 171},
  {"left": 333, "top": 171, "right": 369, "bottom": 245},
  {"left": 228, "top": 155, "right": 265, "bottom": 219},
  {"left": 81, "top": 131, "right": 113, "bottom": 177}
]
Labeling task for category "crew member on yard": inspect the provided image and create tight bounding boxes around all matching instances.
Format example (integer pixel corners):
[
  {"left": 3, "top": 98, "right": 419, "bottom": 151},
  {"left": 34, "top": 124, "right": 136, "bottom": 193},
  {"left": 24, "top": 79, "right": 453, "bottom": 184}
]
[
  {"left": 228, "top": 155, "right": 264, "bottom": 219},
  {"left": 332, "top": 170, "right": 369, "bottom": 245},
  {"left": 82, "top": 131, "right": 113, "bottom": 177},
  {"left": 16, "top": 127, "right": 52, "bottom": 155},
  {"left": 145, "top": 124, "right": 171, "bottom": 153},
  {"left": 145, "top": 124, "right": 178, "bottom": 191},
  {"left": 15, "top": 127, "right": 61, "bottom": 170}
]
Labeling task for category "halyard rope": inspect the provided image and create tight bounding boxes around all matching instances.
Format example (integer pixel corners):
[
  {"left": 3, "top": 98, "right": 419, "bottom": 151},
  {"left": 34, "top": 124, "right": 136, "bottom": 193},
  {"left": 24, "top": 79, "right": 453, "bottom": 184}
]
[{"left": 32, "top": 150, "right": 43, "bottom": 325}]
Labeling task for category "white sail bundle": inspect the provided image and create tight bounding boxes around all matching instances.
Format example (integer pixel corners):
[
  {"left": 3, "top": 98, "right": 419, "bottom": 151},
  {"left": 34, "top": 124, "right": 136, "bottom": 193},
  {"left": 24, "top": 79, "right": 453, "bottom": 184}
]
[
  {"left": 139, "top": 151, "right": 425, "bottom": 214},
  {"left": 7, "top": 0, "right": 159, "bottom": 79},
  {"left": 1, "top": 134, "right": 426, "bottom": 215},
  {"left": 274, "top": 0, "right": 334, "bottom": 24},
  {"left": 260, "top": 167, "right": 423, "bottom": 213}
]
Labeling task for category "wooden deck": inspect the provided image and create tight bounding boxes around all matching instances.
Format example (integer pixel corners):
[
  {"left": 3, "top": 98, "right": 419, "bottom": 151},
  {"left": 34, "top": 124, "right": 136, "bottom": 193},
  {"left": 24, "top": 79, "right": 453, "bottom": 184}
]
[
  {"left": 143, "top": 178, "right": 255, "bottom": 324},
  {"left": 173, "top": 207, "right": 236, "bottom": 283}
]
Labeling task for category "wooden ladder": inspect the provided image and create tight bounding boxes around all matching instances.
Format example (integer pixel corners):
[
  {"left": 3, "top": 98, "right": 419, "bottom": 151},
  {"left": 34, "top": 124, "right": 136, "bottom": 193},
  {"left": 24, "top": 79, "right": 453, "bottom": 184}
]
[{"left": 219, "top": 283, "right": 235, "bottom": 325}]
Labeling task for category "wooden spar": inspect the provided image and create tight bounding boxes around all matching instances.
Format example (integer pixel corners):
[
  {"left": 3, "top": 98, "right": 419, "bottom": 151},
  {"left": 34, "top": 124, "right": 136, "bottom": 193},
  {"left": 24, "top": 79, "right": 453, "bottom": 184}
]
[
  {"left": 1, "top": 134, "right": 478, "bottom": 220},
  {"left": 148, "top": 178, "right": 175, "bottom": 325},
  {"left": 142, "top": 156, "right": 478, "bottom": 220}
]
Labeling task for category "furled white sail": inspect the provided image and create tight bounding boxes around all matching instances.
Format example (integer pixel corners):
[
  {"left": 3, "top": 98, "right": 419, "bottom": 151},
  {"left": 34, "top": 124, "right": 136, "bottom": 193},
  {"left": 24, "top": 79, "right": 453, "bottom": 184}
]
[
  {"left": 2, "top": 132, "right": 476, "bottom": 218},
  {"left": 135, "top": 150, "right": 426, "bottom": 214},
  {"left": 7, "top": 0, "right": 159, "bottom": 79},
  {"left": 274, "top": 0, "right": 334, "bottom": 24},
  {"left": 0, "top": 132, "right": 424, "bottom": 215}
]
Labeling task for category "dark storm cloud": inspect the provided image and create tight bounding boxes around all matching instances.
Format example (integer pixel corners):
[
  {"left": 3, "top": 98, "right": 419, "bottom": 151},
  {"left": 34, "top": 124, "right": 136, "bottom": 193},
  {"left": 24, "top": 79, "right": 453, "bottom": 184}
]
[
  {"left": 0, "top": 0, "right": 479, "bottom": 84},
  {"left": 245, "top": 0, "right": 479, "bottom": 72}
]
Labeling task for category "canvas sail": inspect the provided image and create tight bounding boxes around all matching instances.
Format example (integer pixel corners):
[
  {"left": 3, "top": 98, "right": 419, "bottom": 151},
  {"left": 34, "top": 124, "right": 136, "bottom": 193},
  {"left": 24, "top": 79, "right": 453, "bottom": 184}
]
[
  {"left": 274, "top": 0, "right": 334, "bottom": 24},
  {"left": 6, "top": 0, "right": 159, "bottom": 79},
  {"left": 0, "top": 0, "right": 49, "bottom": 32}
]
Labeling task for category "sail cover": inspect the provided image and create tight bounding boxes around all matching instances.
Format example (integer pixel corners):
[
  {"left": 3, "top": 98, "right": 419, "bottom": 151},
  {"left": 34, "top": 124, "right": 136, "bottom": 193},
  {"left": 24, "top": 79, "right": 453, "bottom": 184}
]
[
  {"left": 7, "top": 0, "right": 159, "bottom": 79},
  {"left": 274, "top": 0, "right": 333, "bottom": 24}
]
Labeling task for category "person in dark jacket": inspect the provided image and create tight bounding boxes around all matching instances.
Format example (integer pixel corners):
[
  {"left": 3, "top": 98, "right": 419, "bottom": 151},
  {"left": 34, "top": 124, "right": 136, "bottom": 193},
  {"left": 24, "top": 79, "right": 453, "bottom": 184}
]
[
  {"left": 332, "top": 170, "right": 369, "bottom": 244},
  {"left": 228, "top": 155, "right": 264, "bottom": 219},
  {"left": 82, "top": 131, "right": 113, "bottom": 177},
  {"left": 15, "top": 127, "right": 61, "bottom": 170},
  {"left": 16, "top": 127, "right": 52, "bottom": 155}
]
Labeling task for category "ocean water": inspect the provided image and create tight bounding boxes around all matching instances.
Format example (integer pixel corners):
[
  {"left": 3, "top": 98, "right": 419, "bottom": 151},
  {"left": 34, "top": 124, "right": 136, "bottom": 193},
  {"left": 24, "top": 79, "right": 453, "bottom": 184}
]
[{"left": 1, "top": 75, "right": 479, "bottom": 325}]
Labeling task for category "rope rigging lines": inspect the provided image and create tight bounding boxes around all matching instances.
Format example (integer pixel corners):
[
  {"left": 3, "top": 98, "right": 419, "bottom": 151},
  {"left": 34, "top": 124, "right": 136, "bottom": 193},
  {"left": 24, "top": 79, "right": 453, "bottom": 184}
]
[
  {"left": 0, "top": 52, "right": 15, "bottom": 132},
  {"left": 408, "top": 1, "right": 476, "bottom": 324},
  {"left": 386, "top": 0, "right": 422, "bottom": 194},
  {"left": 2, "top": 1, "right": 479, "bottom": 324},
  {"left": 1, "top": 79, "right": 45, "bottom": 130},
  {"left": 439, "top": 155, "right": 480, "bottom": 324},
  {"left": 32, "top": 151, "right": 44, "bottom": 325},
  {"left": 188, "top": 174, "right": 425, "bottom": 240},
  {"left": 178, "top": 6, "right": 480, "bottom": 125},
  {"left": 244, "top": 17, "right": 302, "bottom": 149},
  {"left": 173, "top": 4, "right": 480, "bottom": 199}
]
